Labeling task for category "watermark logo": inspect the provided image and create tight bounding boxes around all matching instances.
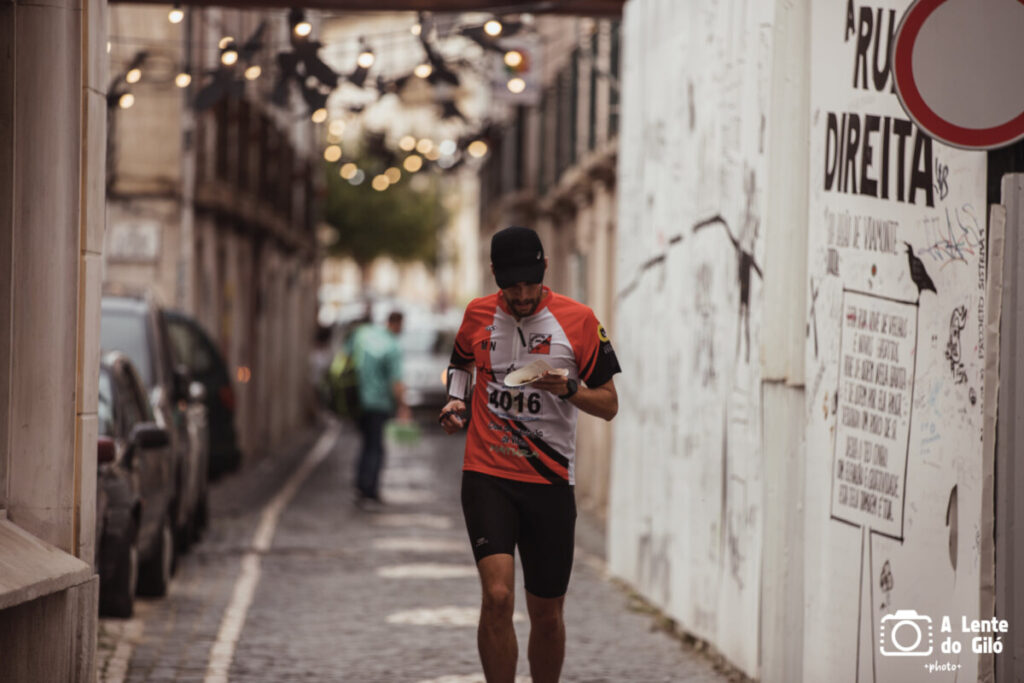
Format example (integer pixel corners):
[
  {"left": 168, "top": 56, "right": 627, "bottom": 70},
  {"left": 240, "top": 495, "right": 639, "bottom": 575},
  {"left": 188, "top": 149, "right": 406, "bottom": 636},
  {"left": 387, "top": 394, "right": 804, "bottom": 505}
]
[
  {"left": 879, "top": 610, "right": 1011, "bottom": 674},
  {"left": 879, "top": 610, "right": 934, "bottom": 657}
]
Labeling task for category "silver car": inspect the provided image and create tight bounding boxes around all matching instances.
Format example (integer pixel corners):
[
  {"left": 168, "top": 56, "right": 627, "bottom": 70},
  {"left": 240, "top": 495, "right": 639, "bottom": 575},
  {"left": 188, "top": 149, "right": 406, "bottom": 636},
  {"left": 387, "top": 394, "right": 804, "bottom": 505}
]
[{"left": 101, "top": 295, "right": 209, "bottom": 553}]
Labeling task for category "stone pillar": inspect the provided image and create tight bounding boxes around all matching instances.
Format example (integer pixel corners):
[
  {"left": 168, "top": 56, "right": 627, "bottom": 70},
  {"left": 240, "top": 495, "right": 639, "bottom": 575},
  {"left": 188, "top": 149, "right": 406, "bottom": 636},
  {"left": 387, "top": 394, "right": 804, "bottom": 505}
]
[{"left": 0, "top": 0, "right": 105, "bottom": 677}]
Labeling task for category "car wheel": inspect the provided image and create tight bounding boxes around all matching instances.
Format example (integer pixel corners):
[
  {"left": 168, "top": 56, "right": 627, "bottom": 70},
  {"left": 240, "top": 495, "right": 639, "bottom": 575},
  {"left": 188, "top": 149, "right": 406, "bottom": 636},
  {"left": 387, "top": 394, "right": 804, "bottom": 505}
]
[
  {"left": 193, "top": 489, "right": 209, "bottom": 540},
  {"left": 138, "top": 512, "right": 175, "bottom": 597},
  {"left": 177, "top": 508, "right": 195, "bottom": 553},
  {"left": 99, "top": 522, "right": 139, "bottom": 618}
]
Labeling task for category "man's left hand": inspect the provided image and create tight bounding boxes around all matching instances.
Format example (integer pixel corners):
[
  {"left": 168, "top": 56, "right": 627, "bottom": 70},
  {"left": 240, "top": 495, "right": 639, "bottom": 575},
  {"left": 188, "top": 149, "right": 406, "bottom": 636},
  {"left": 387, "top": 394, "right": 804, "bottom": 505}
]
[{"left": 532, "top": 370, "right": 570, "bottom": 397}]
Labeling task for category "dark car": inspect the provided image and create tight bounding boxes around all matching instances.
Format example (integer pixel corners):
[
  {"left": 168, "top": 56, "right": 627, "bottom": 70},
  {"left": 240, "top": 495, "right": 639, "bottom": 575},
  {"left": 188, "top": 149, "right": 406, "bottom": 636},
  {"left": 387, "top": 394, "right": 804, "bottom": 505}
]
[
  {"left": 101, "top": 295, "right": 210, "bottom": 551},
  {"left": 96, "top": 354, "right": 177, "bottom": 616},
  {"left": 164, "top": 310, "right": 242, "bottom": 478}
]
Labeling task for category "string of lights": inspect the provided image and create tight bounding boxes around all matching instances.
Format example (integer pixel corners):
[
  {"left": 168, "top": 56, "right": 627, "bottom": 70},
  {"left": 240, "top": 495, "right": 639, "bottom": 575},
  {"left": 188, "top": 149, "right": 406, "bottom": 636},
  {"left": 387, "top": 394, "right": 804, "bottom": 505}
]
[{"left": 106, "top": 8, "right": 525, "bottom": 192}]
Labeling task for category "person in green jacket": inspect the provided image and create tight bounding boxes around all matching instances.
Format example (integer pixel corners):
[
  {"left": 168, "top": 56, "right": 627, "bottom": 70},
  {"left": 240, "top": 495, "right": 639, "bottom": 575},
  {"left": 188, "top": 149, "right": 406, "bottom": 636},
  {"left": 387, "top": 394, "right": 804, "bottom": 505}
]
[{"left": 349, "top": 310, "right": 410, "bottom": 505}]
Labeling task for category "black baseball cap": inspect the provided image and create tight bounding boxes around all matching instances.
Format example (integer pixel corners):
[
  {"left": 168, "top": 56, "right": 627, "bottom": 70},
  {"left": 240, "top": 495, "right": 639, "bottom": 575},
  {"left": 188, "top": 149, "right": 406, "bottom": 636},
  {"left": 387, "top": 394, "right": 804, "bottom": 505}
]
[{"left": 491, "top": 226, "right": 545, "bottom": 288}]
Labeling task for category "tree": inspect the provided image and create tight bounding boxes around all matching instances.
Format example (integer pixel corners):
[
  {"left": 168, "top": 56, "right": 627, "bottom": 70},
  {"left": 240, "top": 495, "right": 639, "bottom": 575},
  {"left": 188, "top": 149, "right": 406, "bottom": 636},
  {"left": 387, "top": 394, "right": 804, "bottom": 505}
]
[{"left": 322, "top": 158, "right": 450, "bottom": 278}]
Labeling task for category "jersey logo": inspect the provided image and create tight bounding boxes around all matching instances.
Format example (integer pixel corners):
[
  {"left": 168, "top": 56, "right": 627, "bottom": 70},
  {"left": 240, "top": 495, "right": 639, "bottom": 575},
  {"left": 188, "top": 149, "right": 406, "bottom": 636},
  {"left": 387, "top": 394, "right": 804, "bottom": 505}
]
[
  {"left": 528, "top": 333, "right": 551, "bottom": 355},
  {"left": 598, "top": 325, "right": 610, "bottom": 342},
  {"left": 480, "top": 339, "right": 497, "bottom": 351}
]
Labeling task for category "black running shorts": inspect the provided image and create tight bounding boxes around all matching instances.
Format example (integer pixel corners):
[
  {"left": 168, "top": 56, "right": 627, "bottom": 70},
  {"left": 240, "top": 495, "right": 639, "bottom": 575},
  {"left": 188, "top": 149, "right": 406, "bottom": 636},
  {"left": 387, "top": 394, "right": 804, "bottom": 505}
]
[{"left": 460, "top": 470, "right": 577, "bottom": 599}]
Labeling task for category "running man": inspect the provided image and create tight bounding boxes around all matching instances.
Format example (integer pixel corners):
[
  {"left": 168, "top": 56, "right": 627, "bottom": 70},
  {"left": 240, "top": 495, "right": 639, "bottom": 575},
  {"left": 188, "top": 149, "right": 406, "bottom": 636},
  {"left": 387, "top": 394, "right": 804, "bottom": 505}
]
[{"left": 439, "top": 226, "right": 621, "bottom": 682}]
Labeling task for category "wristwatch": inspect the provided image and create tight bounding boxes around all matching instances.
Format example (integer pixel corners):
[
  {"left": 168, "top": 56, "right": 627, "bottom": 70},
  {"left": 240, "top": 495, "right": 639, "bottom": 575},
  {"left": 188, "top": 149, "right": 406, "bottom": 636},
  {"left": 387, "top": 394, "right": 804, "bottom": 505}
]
[{"left": 559, "top": 378, "right": 578, "bottom": 400}]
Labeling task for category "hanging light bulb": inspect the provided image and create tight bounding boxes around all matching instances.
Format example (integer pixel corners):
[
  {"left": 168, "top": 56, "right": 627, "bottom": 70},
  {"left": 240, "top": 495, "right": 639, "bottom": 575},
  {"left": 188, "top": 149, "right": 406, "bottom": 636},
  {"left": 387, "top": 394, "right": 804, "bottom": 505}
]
[
  {"left": 175, "top": 72, "right": 192, "bottom": 88},
  {"left": 416, "top": 138, "right": 434, "bottom": 155},
  {"left": 384, "top": 167, "right": 402, "bottom": 184},
  {"left": 372, "top": 175, "right": 390, "bottom": 191},
  {"left": 220, "top": 43, "right": 239, "bottom": 66},
  {"left": 311, "top": 108, "right": 328, "bottom": 124},
  {"left": 118, "top": 93, "right": 135, "bottom": 109},
  {"left": 244, "top": 65, "right": 262, "bottom": 81},
  {"left": 507, "top": 77, "right": 526, "bottom": 94},
  {"left": 504, "top": 50, "right": 524, "bottom": 68},
  {"left": 403, "top": 155, "right": 423, "bottom": 173},
  {"left": 357, "top": 48, "right": 375, "bottom": 69},
  {"left": 323, "top": 145, "right": 342, "bottom": 163},
  {"left": 168, "top": 5, "right": 184, "bottom": 24},
  {"left": 484, "top": 19, "right": 503, "bottom": 37},
  {"left": 414, "top": 63, "right": 433, "bottom": 79},
  {"left": 340, "top": 163, "right": 358, "bottom": 180},
  {"left": 468, "top": 140, "right": 489, "bottom": 158},
  {"left": 125, "top": 68, "right": 142, "bottom": 84},
  {"left": 289, "top": 8, "right": 312, "bottom": 39},
  {"left": 399, "top": 136, "right": 417, "bottom": 152},
  {"left": 218, "top": 36, "right": 235, "bottom": 50},
  {"left": 410, "top": 23, "right": 422, "bottom": 36}
]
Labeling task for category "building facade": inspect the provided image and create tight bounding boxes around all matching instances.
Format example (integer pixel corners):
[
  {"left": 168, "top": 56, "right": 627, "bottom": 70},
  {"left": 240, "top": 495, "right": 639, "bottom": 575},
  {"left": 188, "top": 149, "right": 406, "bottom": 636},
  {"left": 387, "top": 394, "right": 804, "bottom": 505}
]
[{"left": 105, "top": 7, "right": 320, "bottom": 460}]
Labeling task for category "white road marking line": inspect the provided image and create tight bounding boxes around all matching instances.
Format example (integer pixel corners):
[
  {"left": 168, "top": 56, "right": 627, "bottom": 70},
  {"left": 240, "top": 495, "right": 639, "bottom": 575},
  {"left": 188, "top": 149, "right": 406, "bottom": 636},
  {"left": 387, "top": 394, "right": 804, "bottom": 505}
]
[
  {"left": 372, "top": 513, "right": 454, "bottom": 529},
  {"left": 203, "top": 426, "right": 340, "bottom": 683},
  {"left": 415, "top": 675, "right": 531, "bottom": 683},
  {"left": 386, "top": 606, "right": 526, "bottom": 627},
  {"left": 373, "top": 537, "right": 467, "bottom": 553},
  {"left": 377, "top": 563, "right": 478, "bottom": 579},
  {"left": 379, "top": 487, "right": 438, "bottom": 504}
]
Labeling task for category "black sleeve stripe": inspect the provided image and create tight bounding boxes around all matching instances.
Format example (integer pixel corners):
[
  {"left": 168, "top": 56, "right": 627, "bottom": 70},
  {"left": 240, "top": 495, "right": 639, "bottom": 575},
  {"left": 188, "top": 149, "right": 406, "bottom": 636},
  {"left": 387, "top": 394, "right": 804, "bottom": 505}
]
[
  {"left": 583, "top": 342, "right": 621, "bottom": 388},
  {"left": 451, "top": 347, "right": 473, "bottom": 365}
]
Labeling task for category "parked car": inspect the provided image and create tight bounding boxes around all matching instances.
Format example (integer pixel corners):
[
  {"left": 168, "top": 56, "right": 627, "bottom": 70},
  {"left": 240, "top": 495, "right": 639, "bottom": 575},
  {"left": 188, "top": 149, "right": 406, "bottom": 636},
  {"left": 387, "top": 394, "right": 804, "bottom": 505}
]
[
  {"left": 100, "top": 295, "right": 209, "bottom": 551},
  {"left": 164, "top": 310, "right": 242, "bottom": 478},
  {"left": 96, "top": 354, "right": 177, "bottom": 616}
]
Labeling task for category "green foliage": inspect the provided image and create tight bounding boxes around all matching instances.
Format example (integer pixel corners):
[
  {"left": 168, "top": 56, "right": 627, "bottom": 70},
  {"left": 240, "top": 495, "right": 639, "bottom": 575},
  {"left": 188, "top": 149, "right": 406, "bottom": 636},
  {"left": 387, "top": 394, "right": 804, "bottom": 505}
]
[{"left": 322, "top": 158, "right": 450, "bottom": 268}]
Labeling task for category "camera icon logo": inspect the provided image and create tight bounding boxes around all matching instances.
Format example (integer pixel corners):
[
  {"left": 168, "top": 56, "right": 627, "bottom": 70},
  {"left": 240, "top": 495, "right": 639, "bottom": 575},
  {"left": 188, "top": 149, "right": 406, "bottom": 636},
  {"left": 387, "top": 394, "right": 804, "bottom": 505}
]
[{"left": 879, "top": 610, "right": 934, "bottom": 657}]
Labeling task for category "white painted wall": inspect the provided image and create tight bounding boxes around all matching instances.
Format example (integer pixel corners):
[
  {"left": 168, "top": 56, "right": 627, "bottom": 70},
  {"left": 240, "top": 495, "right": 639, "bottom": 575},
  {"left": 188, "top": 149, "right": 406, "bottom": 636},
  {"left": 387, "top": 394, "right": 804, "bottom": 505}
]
[
  {"left": 609, "top": 0, "right": 774, "bottom": 675},
  {"left": 610, "top": 1, "right": 996, "bottom": 681},
  {"left": 804, "top": 3, "right": 989, "bottom": 682}
]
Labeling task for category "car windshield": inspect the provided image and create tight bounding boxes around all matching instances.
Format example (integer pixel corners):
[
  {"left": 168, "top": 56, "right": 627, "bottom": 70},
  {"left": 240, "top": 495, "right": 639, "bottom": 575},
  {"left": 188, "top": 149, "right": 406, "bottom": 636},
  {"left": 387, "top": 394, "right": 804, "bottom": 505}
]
[
  {"left": 101, "top": 312, "right": 153, "bottom": 388},
  {"left": 98, "top": 369, "right": 114, "bottom": 436}
]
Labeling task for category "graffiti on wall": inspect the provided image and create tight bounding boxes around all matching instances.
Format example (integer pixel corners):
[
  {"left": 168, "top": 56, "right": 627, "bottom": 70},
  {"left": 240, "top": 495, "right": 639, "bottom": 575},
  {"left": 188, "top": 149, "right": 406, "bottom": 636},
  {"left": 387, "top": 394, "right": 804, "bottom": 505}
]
[
  {"left": 805, "top": 2, "right": 988, "bottom": 682},
  {"left": 609, "top": 0, "right": 771, "bottom": 676}
]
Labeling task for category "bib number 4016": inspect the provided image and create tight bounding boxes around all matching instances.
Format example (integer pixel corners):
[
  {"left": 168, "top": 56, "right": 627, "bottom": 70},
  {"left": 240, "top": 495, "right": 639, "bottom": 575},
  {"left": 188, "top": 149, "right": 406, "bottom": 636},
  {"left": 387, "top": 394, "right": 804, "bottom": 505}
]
[{"left": 489, "top": 388, "right": 541, "bottom": 414}]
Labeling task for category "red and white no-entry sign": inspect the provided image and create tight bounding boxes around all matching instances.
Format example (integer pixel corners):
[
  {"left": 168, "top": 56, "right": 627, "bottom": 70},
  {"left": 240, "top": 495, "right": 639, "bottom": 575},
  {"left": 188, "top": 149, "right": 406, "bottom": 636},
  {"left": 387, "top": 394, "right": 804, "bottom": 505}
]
[{"left": 893, "top": 0, "right": 1024, "bottom": 150}]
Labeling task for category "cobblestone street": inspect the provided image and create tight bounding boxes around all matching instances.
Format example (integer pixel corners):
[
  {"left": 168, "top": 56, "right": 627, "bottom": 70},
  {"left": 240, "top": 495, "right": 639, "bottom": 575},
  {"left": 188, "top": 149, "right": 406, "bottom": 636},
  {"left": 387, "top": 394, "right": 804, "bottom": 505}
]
[{"left": 97, "top": 418, "right": 738, "bottom": 683}]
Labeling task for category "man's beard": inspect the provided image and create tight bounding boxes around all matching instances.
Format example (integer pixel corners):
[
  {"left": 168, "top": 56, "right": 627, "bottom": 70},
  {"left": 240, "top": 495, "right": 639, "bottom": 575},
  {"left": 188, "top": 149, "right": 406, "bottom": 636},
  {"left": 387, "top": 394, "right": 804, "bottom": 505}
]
[{"left": 506, "top": 293, "right": 540, "bottom": 317}]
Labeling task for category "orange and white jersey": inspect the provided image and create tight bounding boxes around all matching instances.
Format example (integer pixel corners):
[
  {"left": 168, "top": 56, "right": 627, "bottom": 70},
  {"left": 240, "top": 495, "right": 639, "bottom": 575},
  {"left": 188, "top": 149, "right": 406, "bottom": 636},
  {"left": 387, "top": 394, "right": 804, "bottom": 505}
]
[{"left": 450, "top": 287, "right": 621, "bottom": 485}]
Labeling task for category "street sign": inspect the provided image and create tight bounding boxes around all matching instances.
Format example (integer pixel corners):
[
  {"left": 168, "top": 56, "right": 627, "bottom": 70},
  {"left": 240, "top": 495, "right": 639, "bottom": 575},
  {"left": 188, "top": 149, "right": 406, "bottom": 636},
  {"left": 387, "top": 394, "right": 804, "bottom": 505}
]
[
  {"left": 893, "top": 0, "right": 1024, "bottom": 150},
  {"left": 108, "top": 219, "right": 161, "bottom": 262}
]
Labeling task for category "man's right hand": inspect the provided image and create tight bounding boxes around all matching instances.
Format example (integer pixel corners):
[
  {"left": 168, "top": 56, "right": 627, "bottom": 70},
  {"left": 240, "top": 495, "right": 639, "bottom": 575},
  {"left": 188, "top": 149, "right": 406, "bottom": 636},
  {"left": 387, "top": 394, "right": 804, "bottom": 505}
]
[{"left": 438, "top": 399, "right": 467, "bottom": 434}]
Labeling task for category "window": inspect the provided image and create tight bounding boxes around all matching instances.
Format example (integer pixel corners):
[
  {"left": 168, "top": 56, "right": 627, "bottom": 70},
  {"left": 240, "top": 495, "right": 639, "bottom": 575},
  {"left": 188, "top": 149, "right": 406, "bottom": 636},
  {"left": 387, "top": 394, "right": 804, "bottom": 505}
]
[
  {"left": 166, "top": 317, "right": 216, "bottom": 378},
  {"left": 100, "top": 311, "right": 154, "bottom": 388}
]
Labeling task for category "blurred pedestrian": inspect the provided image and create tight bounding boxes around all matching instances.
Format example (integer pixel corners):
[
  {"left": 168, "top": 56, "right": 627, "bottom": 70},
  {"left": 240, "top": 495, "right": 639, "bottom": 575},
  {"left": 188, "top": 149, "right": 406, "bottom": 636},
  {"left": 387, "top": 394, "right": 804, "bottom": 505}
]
[
  {"left": 439, "top": 226, "right": 621, "bottom": 682},
  {"left": 351, "top": 310, "right": 410, "bottom": 507}
]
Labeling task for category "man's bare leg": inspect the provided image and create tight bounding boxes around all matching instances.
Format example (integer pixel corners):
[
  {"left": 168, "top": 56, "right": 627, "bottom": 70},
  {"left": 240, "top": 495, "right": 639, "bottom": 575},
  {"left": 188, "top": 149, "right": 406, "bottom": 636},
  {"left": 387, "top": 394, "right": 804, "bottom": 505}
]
[
  {"left": 477, "top": 554, "right": 517, "bottom": 682},
  {"left": 525, "top": 590, "right": 566, "bottom": 683}
]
